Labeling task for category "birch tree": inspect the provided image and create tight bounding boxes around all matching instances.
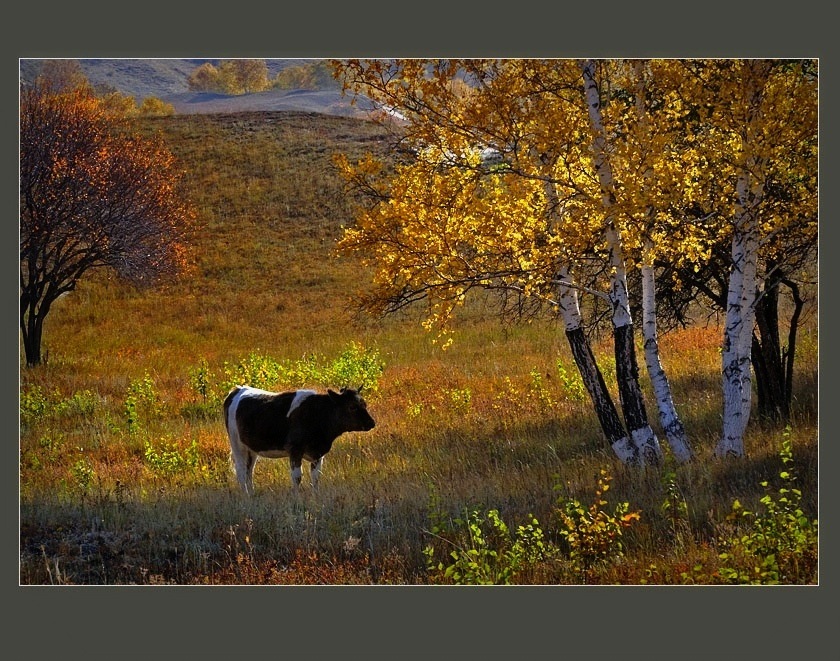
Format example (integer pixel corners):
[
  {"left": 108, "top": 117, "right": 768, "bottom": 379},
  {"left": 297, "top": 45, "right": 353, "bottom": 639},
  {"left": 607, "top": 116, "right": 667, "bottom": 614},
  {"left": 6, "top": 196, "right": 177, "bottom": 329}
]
[
  {"left": 675, "top": 60, "right": 818, "bottom": 458},
  {"left": 621, "top": 60, "right": 694, "bottom": 462},
  {"left": 579, "top": 60, "right": 662, "bottom": 464},
  {"left": 332, "top": 59, "right": 668, "bottom": 464}
]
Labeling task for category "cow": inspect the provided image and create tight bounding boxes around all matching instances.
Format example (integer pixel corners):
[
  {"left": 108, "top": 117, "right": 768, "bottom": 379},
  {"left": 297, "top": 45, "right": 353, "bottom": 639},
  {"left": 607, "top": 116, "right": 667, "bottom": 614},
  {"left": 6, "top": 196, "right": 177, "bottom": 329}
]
[{"left": 223, "top": 385, "right": 375, "bottom": 495}]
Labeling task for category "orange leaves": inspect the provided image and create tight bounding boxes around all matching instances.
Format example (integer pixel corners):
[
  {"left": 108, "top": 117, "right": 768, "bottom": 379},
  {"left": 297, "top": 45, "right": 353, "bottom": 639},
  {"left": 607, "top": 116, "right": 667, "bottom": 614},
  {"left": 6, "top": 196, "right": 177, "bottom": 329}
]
[{"left": 21, "top": 79, "right": 197, "bottom": 290}]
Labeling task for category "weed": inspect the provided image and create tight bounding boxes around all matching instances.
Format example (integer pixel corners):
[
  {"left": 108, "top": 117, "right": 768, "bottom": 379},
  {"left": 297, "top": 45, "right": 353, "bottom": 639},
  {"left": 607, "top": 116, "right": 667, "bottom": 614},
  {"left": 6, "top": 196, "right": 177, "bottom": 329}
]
[
  {"left": 189, "top": 358, "right": 212, "bottom": 404},
  {"left": 446, "top": 388, "right": 472, "bottom": 414},
  {"left": 660, "top": 466, "right": 690, "bottom": 545},
  {"left": 21, "top": 387, "right": 98, "bottom": 424},
  {"left": 405, "top": 401, "right": 424, "bottom": 419},
  {"left": 715, "top": 428, "right": 818, "bottom": 584},
  {"left": 124, "top": 372, "right": 163, "bottom": 434},
  {"left": 20, "top": 386, "right": 49, "bottom": 422},
  {"left": 70, "top": 457, "right": 95, "bottom": 494},
  {"left": 555, "top": 469, "right": 641, "bottom": 578},
  {"left": 555, "top": 359, "right": 586, "bottom": 401},
  {"left": 423, "top": 505, "right": 554, "bottom": 585},
  {"left": 327, "top": 342, "right": 385, "bottom": 392},
  {"left": 143, "top": 437, "right": 201, "bottom": 477},
  {"left": 529, "top": 368, "right": 557, "bottom": 412},
  {"left": 196, "top": 343, "right": 384, "bottom": 404}
]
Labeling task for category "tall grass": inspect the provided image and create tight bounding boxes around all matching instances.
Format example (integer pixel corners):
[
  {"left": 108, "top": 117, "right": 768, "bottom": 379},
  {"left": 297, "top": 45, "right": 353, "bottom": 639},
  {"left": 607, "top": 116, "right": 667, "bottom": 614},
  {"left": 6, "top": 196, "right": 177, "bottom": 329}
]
[{"left": 19, "top": 111, "right": 818, "bottom": 584}]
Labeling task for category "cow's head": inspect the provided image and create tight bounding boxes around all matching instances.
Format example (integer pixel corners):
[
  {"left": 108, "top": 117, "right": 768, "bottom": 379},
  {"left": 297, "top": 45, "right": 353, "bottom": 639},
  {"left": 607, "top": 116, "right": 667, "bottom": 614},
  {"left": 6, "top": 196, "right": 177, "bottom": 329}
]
[{"left": 328, "top": 387, "right": 376, "bottom": 432}]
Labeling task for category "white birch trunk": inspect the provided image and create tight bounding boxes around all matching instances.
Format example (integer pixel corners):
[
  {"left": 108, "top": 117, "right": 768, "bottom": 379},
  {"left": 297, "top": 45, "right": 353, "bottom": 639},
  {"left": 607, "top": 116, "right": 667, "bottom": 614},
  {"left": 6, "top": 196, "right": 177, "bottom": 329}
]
[
  {"left": 631, "top": 65, "right": 692, "bottom": 463},
  {"left": 581, "top": 59, "right": 662, "bottom": 464},
  {"left": 738, "top": 228, "right": 759, "bottom": 428},
  {"left": 716, "top": 212, "right": 760, "bottom": 457},
  {"left": 715, "top": 61, "right": 771, "bottom": 458},
  {"left": 556, "top": 266, "right": 636, "bottom": 464},
  {"left": 716, "top": 172, "right": 763, "bottom": 457},
  {"left": 717, "top": 228, "right": 751, "bottom": 457},
  {"left": 641, "top": 240, "right": 693, "bottom": 463}
]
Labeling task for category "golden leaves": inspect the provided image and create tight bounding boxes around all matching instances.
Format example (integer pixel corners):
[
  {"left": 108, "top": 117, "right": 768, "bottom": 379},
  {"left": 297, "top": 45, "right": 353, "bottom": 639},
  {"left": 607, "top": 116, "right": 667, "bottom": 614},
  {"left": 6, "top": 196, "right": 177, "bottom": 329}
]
[{"left": 331, "top": 59, "right": 817, "bottom": 338}]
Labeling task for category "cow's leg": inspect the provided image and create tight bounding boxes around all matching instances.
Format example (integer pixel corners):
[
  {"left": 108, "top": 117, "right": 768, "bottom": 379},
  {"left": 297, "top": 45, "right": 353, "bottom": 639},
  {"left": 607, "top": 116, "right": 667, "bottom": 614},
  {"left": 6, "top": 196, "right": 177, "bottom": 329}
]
[
  {"left": 289, "top": 457, "right": 303, "bottom": 489},
  {"left": 243, "top": 450, "right": 257, "bottom": 495},
  {"left": 310, "top": 456, "right": 323, "bottom": 487},
  {"left": 231, "top": 439, "right": 256, "bottom": 496}
]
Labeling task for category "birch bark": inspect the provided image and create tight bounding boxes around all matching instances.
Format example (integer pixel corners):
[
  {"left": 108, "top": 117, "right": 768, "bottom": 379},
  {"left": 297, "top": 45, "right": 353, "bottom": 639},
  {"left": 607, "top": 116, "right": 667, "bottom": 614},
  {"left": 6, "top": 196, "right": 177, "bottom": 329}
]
[
  {"left": 581, "top": 59, "right": 661, "bottom": 465},
  {"left": 632, "top": 63, "right": 692, "bottom": 463},
  {"left": 539, "top": 169, "right": 635, "bottom": 463},
  {"left": 715, "top": 62, "right": 768, "bottom": 458},
  {"left": 641, "top": 239, "right": 692, "bottom": 462},
  {"left": 555, "top": 266, "right": 636, "bottom": 463}
]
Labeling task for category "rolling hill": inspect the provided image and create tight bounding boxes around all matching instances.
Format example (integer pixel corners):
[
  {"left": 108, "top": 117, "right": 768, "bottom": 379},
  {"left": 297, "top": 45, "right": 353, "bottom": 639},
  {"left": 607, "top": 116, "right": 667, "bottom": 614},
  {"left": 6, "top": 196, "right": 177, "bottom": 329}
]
[{"left": 18, "top": 58, "right": 369, "bottom": 117}]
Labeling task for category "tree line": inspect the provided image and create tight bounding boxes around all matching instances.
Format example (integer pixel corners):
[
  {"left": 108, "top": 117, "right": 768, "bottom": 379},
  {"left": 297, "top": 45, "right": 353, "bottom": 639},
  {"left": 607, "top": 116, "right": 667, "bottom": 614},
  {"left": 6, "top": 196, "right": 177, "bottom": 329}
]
[
  {"left": 330, "top": 59, "right": 818, "bottom": 464},
  {"left": 187, "top": 60, "right": 341, "bottom": 95},
  {"left": 32, "top": 59, "right": 176, "bottom": 117}
]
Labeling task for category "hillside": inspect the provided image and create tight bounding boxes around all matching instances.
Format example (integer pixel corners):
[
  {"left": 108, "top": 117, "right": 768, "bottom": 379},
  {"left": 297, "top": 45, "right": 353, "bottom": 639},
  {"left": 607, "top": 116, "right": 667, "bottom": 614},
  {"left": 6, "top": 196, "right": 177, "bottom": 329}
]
[
  {"left": 164, "top": 88, "right": 376, "bottom": 117},
  {"left": 18, "top": 58, "right": 368, "bottom": 117}
]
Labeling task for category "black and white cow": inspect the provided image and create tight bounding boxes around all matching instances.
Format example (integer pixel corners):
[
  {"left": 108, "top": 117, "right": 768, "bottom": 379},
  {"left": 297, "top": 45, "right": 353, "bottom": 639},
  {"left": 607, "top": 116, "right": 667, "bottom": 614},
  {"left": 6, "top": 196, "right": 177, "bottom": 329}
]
[{"left": 223, "top": 385, "right": 375, "bottom": 494}]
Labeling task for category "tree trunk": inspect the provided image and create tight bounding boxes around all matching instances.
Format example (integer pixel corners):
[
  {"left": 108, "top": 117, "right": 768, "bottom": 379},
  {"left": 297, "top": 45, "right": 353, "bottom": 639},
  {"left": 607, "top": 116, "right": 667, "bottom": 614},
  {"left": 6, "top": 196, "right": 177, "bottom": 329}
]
[
  {"left": 641, "top": 251, "right": 692, "bottom": 462},
  {"left": 20, "top": 295, "right": 46, "bottom": 366},
  {"left": 753, "top": 269, "right": 786, "bottom": 422},
  {"left": 556, "top": 269, "right": 636, "bottom": 464},
  {"left": 581, "top": 59, "right": 661, "bottom": 465},
  {"left": 715, "top": 61, "right": 771, "bottom": 459},
  {"left": 21, "top": 314, "right": 43, "bottom": 366},
  {"left": 716, "top": 219, "right": 759, "bottom": 458},
  {"left": 751, "top": 266, "right": 803, "bottom": 424},
  {"left": 632, "top": 64, "right": 691, "bottom": 463}
]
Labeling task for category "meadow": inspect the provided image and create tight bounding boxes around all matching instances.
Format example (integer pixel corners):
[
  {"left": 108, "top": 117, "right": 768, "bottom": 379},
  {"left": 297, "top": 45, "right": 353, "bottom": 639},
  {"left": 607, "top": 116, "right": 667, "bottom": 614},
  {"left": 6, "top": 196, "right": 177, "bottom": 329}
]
[{"left": 19, "top": 110, "right": 818, "bottom": 585}]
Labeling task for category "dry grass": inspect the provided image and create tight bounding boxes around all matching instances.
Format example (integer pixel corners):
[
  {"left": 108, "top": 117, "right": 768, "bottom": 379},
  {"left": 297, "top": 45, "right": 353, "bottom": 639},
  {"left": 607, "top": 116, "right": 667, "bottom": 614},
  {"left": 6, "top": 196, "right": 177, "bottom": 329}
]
[{"left": 19, "top": 111, "right": 818, "bottom": 585}]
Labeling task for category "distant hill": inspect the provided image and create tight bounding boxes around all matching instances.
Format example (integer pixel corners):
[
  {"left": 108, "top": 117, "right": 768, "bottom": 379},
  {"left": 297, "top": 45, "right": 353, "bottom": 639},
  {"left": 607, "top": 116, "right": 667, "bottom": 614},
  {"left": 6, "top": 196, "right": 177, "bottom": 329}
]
[
  {"left": 164, "top": 88, "right": 377, "bottom": 117},
  {"left": 18, "top": 58, "right": 371, "bottom": 117}
]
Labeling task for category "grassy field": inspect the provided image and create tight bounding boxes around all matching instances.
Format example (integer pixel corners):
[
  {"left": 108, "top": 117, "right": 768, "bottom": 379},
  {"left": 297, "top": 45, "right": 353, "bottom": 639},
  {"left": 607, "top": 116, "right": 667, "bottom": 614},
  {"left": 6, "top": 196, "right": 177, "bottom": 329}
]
[{"left": 19, "top": 110, "right": 819, "bottom": 585}]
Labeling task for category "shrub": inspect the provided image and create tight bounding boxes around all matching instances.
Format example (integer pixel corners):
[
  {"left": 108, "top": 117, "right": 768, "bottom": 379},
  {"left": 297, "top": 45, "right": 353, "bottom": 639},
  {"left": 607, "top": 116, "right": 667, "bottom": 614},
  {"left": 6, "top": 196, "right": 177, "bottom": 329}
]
[
  {"left": 555, "top": 469, "right": 641, "bottom": 577},
  {"left": 326, "top": 342, "right": 385, "bottom": 393},
  {"left": 124, "top": 372, "right": 163, "bottom": 434},
  {"left": 21, "top": 387, "right": 99, "bottom": 427},
  {"left": 20, "top": 386, "right": 49, "bottom": 422},
  {"left": 143, "top": 437, "right": 201, "bottom": 477},
  {"left": 191, "top": 343, "right": 385, "bottom": 406},
  {"left": 716, "top": 428, "right": 818, "bottom": 584},
  {"left": 424, "top": 493, "right": 554, "bottom": 585},
  {"left": 138, "top": 97, "right": 175, "bottom": 117},
  {"left": 70, "top": 457, "right": 95, "bottom": 494},
  {"left": 555, "top": 358, "right": 586, "bottom": 401}
]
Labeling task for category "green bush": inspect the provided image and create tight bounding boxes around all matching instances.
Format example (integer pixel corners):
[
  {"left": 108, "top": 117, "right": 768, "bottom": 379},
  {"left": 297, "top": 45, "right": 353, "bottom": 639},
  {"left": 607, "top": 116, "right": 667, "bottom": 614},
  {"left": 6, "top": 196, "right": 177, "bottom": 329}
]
[
  {"left": 716, "top": 428, "right": 818, "bottom": 584},
  {"left": 143, "top": 437, "right": 201, "bottom": 477},
  {"left": 190, "top": 342, "right": 385, "bottom": 406},
  {"left": 424, "top": 495, "right": 554, "bottom": 585},
  {"left": 20, "top": 386, "right": 49, "bottom": 423},
  {"left": 21, "top": 386, "right": 98, "bottom": 423}
]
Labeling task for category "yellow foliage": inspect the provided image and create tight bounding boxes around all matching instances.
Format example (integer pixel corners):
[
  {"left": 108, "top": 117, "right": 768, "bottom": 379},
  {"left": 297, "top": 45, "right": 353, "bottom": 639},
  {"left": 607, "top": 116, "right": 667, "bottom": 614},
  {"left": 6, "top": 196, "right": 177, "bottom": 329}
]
[{"left": 333, "top": 59, "right": 817, "bottom": 337}]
